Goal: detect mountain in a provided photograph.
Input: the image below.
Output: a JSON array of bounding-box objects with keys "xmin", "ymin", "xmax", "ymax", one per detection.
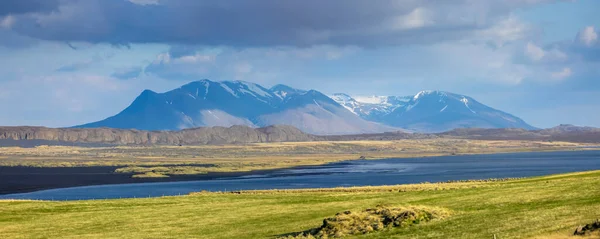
[
  {"xmin": 0, "ymin": 125, "xmax": 316, "ymax": 145},
  {"xmin": 331, "ymin": 90, "xmax": 536, "ymax": 133},
  {"xmin": 438, "ymin": 124, "xmax": 600, "ymax": 143},
  {"xmin": 77, "ymin": 80, "xmax": 396, "ymax": 135}
]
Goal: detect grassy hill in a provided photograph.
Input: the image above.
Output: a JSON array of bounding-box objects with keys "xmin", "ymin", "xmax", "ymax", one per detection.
[{"xmin": 1, "ymin": 171, "xmax": 599, "ymax": 238}]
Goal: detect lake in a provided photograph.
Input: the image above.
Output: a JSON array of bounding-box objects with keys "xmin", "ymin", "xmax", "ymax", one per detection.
[{"xmin": 1, "ymin": 150, "xmax": 599, "ymax": 201}]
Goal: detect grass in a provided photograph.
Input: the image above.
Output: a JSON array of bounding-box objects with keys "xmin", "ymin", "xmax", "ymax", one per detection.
[
  {"xmin": 0, "ymin": 139, "xmax": 594, "ymax": 177},
  {"xmin": 115, "ymin": 166, "xmax": 209, "ymax": 178},
  {"xmin": 1, "ymin": 170, "xmax": 600, "ymax": 238}
]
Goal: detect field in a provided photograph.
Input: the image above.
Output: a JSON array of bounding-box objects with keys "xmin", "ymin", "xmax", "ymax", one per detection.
[
  {"xmin": 1, "ymin": 170, "xmax": 599, "ymax": 238},
  {"xmin": 0, "ymin": 139, "xmax": 593, "ymax": 177}
]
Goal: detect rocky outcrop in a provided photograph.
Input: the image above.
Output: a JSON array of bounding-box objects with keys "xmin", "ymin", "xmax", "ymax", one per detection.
[
  {"xmin": 574, "ymin": 219, "xmax": 600, "ymax": 236},
  {"xmin": 0, "ymin": 125, "xmax": 316, "ymax": 145}
]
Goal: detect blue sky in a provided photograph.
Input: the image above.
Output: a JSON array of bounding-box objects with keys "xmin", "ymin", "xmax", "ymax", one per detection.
[{"xmin": 0, "ymin": 0, "xmax": 599, "ymax": 128}]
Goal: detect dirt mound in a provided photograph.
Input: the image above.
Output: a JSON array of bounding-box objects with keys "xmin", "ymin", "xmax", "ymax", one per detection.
[{"xmin": 280, "ymin": 205, "xmax": 449, "ymax": 238}]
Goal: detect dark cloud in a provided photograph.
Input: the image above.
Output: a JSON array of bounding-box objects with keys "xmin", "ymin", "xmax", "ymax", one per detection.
[
  {"xmin": 0, "ymin": 0, "xmax": 60, "ymax": 17},
  {"xmin": 7, "ymin": 0, "xmax": 556, "ymax": 47},
  {"xmin": 0, "ymin": 29, "xmax": 38, "ymax": 48}
]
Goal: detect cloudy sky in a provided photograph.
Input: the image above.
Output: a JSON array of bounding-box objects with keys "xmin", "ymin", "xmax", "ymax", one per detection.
[{"xmin": 0, "ymin": 0, "xmax": 598, "ymax": 128}]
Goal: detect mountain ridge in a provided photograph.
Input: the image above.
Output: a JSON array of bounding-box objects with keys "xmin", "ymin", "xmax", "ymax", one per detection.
[
  {"xmin": 77, "ymin": 80, "xmax": 396, "ymax": 135},
  {"xmin": 331, "ymin": 90, "xmax": 536, "ymax": 133}
]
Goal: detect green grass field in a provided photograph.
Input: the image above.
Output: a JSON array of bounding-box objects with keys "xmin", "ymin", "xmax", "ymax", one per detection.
[{"xmin": 1, "ymin": 171, "xmax": 599, "ymax": 239}]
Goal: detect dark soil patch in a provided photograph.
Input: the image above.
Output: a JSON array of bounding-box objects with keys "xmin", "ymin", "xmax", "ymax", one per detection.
[{"xmin": 0, "ymin": 166, "xmax": 263, "ymax": 195}]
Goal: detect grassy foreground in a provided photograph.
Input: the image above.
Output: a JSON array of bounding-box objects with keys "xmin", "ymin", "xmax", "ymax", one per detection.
[{"xmin": 1, "ymin": 171, "xmax": 600, "ymax": 238}]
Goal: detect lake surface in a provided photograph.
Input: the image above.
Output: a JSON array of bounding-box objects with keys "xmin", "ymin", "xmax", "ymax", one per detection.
[{"xmin": 2, "ymin": 150, "xmax": 599, "ymax": 201}]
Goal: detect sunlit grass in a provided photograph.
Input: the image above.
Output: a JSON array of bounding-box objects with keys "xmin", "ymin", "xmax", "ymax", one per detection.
[{"xmin": 1, "ymin": 170, "xmax": 599, "ymax": 238}]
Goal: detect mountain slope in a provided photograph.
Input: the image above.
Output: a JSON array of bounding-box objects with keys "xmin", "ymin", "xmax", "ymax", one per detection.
[
  {"xmin": 77, "ymin": 80, "xmax": 396, "ymax": 135},
  {"xmin": 331, "ymin": 90, "xmax": 536, "ymax": 133}
]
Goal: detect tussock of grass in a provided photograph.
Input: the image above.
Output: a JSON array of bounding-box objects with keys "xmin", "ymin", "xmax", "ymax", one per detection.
[{"xmin": 279, "ymin": 205, "xmax": 449, "ymax": 238}]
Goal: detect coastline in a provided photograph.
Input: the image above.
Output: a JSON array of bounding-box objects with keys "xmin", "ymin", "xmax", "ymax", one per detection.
[{"xmin": 1, "ymin": 148, "xmax": 598, "ymax": 198}]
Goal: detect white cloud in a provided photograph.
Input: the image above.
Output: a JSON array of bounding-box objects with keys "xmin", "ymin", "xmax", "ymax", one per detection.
[
  {"xmin": 578, "ymin": 26, "xmax": 598, "ymax": 47},
  {"xmin": 392, "ymin": 8, "xmax": 434, "ymax": 30},
  {"xmin": 551, "ymin": 67, "xmax": 572, "ymax": 79},
  {"xmin": 525, "ymin": 42, "xmax": 545, "ymax": 61},
  {"xmin": 175, "ymin": 53, "xmax": 215, "ymax": 64},
  {"xmin": 0, "ymin": 15, "xmax": 15, "ymax": 29},
  {"xmin": 478, "ymin": 16, "xmax": 531, "ymax": 47}
]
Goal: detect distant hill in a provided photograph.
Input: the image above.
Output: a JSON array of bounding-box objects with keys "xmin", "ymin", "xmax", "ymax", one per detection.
[
  {"xmin": 2, "ymin": 124, "xmax": 599, "ymax": 146},
  {"xmin": 439, "ymin": 124, "xmax": 600, "ymax": 143},
  {"xmin": 331, "ymin": 91, "xmax": 536, "ymax": 133},
  {"xmin": 76, "ymin": 80, "xmax": 396, "ymax": 135},
  {"xmin": 0, "ymin": 125, "xmax": 316, "ymax": 145}
]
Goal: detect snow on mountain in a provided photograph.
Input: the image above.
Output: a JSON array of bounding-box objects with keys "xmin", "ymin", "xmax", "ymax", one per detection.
[
  {"xmin": 77, "ymin": 80, "xmax": 396, "ymax": 135},
  {"xmin": 270, "ymin": 84, "xmax": 307, "ymax": 100},
  {"xmin": 331, "ymin": 94, "xmax": 410, "ymax": 118},
  {"xmin": 77, "ymin": 79, "xmax": 534, "ymax": 134},
  {"xmin": 329, "ymin": 93, "xmax": 360, "ymax": 115},
  {"xmin": 330, "ymin": 90, "xmax": 535, "ymax": 133},
  {"xmin": 218, "ymin": 82, "xmax": 239, "ymax": 98}
]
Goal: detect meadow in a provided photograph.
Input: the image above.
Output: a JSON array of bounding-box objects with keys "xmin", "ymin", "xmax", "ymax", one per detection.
[{"xmin": 1, "ymin": 170, "xmax": 599, "ymax": 238}]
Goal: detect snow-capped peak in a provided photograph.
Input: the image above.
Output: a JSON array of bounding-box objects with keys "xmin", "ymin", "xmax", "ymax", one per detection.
[
  {"xmin": 413, "ymin": 90, "xmax": 434, "ymax": 100},
  {"xmin": 354, "ymin": 95, "xmax": 389, "ymax": 104},
  {"xmin": 330, "ymin": 93, "xmax": 354, "ymax": 102}
]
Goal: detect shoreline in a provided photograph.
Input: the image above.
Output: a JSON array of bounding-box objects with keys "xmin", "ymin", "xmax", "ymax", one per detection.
[
  {"xmin": 0, "ymin": 166, "xmax": 288, "ymax": 195},
  {"xmin": 1, "ymin": 148, "xmax": 598, "ymax": 197}
]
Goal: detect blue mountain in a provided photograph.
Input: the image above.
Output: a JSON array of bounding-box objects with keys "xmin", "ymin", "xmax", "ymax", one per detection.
[
  {"xmin": 331, "ymin": 90, "xmax": 536, "ymax": 132},
  {"xmin": 77, "ymin": 80, "xmax": 397, "ymax": 135}
]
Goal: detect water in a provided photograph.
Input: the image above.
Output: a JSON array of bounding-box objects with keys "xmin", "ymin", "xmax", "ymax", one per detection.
[{"xmin": 2, "ymin": 150, "xmax": 599, "ymax": 201}]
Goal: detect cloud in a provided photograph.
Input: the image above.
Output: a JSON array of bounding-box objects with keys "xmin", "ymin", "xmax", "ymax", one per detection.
[
  {"xmin": 551, "ymin": 67, "xmax": 572, "ymax": 79},
  {"xmin": 0, "ymin": 15, "xmax": 15, "ymax": 29},
  {"xmin": 55, "ymin": 53, "xmax": 114, "ymax": 72},
  {"xmin": 0, "ymin": 0, "xmax": 60, "ymax": 17},
  {"xmin": 4, "ymin": 0, "xmax": 557, "ymax": 47},
  {"xmin": 143, "ymin": 45, "xmax": 359, "ymax": 83},
  {"xmin": 111, "ymin": 67, "xmax": 143, "ymax": 80},
  {"xmin": 476, "ymin": 16, "xmax": 533, "ymax": 48},
  {"xmin": 525, "ymin": 42, "xmax": 545, "ymax": 61},
  {"xmin": 391, "ymin": 8, "xmax": 434, "ymax": 30},
  {"xmin": 577, "ymin": 26, "xmax": 598, "ymax": 47},
  {"xmin": 128, "ymin": 0, "xmax": 160, "ymax": 6}
]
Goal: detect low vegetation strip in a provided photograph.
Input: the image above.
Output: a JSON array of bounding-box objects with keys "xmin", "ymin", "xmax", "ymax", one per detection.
[
  {"xmin": 279, "ymin": 206, "xmax": 450, "ymax": 238},
  {"xmin": 115, "ymin": 166, "xmax": 210, "ymax": 178},
  {"xmin": 0, "ymin": 170, "xmax": 599, "ymax": 238},
  {"xmin": 190, "ymin": 178, "xmax": 521, "ymax": 195}
]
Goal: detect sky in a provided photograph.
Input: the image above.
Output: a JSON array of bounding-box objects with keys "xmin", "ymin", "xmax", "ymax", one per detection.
[{"xmin": 0, "ymin": 0, "xmax": 599, "ymax": 128}]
